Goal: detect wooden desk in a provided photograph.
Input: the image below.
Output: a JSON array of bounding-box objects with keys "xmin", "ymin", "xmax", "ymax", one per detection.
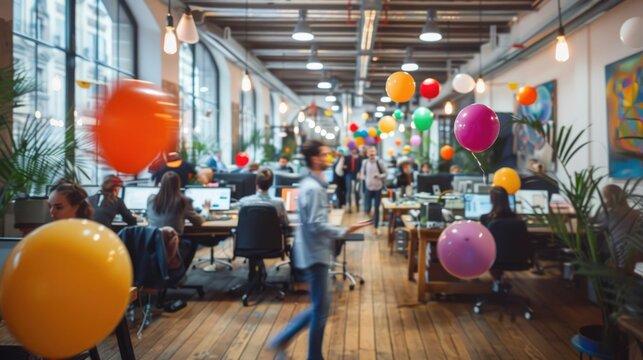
[{"xmin": 381, "ymin": 198, "xmax": 420, "ymax": 254}]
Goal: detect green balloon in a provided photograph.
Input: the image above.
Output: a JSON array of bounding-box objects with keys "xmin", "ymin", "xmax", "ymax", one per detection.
[
  {"xmin": 376, "ymin": 128, "xmax": 382, "ymax": 136},
  {"xmin": 393, "ymin": 109, "xmax": 404, "ymax": 120},
  {"xmin": 412, "ymin": 107, "xmax": 434, "ymax": 131}
]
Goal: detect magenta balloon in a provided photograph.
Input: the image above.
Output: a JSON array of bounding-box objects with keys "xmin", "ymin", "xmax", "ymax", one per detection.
[
  {"xmin": 453, "ymin": 103, "xmax": 500, "ymax": 153},
  {"xmin": 410, "ymin": 134, "xmax": 421, "ymax": 147},
  {"xmin": 347, "ymin": 140, "xmax": 357, "ymax": 150},
  {"xmin": 437, "ymin": 221, "xmax": 496, "ymax": 279}
]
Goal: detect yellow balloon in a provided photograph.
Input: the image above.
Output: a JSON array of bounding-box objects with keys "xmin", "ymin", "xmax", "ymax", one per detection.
[
  {"xmin": 361, "ymin": 112, "xmax": 370, "ymax": 121},
  {"xmin": 367, "ymin": 127, "xmax": 377, "ymax": 138},
  {"xmin": 378, "ymin": 115, "xmax": 396, "ymax": 133},
  {"xmin": 507, "ymin": 82, "xmax": 519, "ymax": 91},
  {"xmin": 324, "ymin": 109, "xmax": 333, "ymax": 117},
  {"xmin": 0, "ymin": 219, "xmax": 133, "ymax": 358},
  {"xmin": 492, "ymin": 167, "xmax": 521, "ymax": 195},
  {"xmin": 403, "ymin": 145, "xmax": 412, "ymax": 154},
  {"xmin": 386, "ymin": 148, "xmax": 395, "ymax": 156},
  {"xmin": 385, "ymin": 71, "xmax": 416, "ymax": 103},
  {"xmin": 355, "ymin": 137, "xmax": 365, "ymax": 147}
]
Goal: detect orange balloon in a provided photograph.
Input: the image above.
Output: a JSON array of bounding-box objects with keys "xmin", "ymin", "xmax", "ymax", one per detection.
[
  {"xmin": 355, "ymin": 137, "xmax": 365, "ymax": 147},
  {"xmin": 0, "ymin": 219, "xmax": 132, "ymax": 358},
  {"xmin": 95, "ymin": 80, "xmax": 179, "ymax": 174},
  {"xmin": 386, "ymin": 148, "xmax": 395, "ymax": 156},
  {"xmin": 378, "ymin": 115, "xmax": 396, "ymax": 133},
  {"xmin": 403, "ymin": 145, "xmax": 412, "ymax": 154},
  {"xmin": 440, "ymin": 145, "xmax": 454, "ymax": 160},
  {"xmin": 516, "ymin": 85, "xmax": 538, "ymax": 106},
  {"xmin": 395, "ymin": 138, "xmax": 402, "ymax": 146},
  {"xmin": 367, "ymin": 127, "xmax": 377, "ymax": 138},
  {"xmin": 385, "ymin": 71, "xmax": 416, "ymax": 103},
  {"xmin": 493, "ymin": 167, "xmax": 521, "ymax": 195}
]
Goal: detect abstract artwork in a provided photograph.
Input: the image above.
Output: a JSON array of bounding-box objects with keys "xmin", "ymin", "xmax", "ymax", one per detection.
[
  {"xmin": 514, "ymin": 80, "xmax": 557, "ymax": 174},
  {"xmin": 605, "ymin": 51, "xmax": 643, "ymax": 178}
]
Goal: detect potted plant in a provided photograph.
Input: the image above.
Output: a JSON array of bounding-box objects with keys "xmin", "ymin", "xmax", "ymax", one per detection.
[{"xmin": 517, "ymin": 116, "xmax": 642, "ymax": 359}]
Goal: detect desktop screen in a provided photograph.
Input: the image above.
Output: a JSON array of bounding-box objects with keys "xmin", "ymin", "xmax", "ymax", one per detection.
[
  {"xmin": 464, "ymin": 194, "xmax": 515, "ymax": 220},
  {"xmin": 185, "ymin": 187, "xmax": 232, "ymax": 211},
  {"xmin": 281, "ymin": 187, "xmax": 299, "ymax": 212},
  {"xmin": 515, "ymin": 190, "xmax": 549, "ymax": 214},
  {"xmin": 122, "ymin": 186, "xmax": 159, "ymax": 210}
]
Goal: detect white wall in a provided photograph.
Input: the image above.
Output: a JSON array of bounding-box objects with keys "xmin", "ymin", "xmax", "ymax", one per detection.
[{"xmin": 477, "ymin": 0, "xmax": 643, "ymax": 182}]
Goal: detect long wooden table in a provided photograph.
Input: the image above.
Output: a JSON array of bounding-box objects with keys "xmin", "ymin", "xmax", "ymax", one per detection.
[{"xmin": 402, "ymin": 215, "xmax": 577, "ymax": 302}]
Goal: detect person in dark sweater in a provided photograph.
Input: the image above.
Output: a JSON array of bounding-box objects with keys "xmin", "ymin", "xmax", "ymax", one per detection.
[
  {"xmin": 152, "ymin": 152, "xmax": 197, "ymax": 187},
  {"xmin": 88, "ymin": 175, "xmax": 137, "ymax": 227},
  {"xmin": 480, "ymin": 186, "xmax": 519, "ymax": 227}
]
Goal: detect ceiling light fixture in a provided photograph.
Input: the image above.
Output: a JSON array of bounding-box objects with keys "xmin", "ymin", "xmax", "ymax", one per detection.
[
  {"xmin": 317, "ymin": 72, "xmax": 332, "ymax": 89},
  {"xmin": 401, "ymin": 47, "xmax": 418, "ymax": 72},
  {"xmin": 163, "ymin": 0, "xmax": 178, "ymax": 54},
  {"xmin": 292, "ymin": 9, "xmax": 314, "ymax": 41},
  {"xmin": 298, "ymin": 111, "xmax": 305, "ymax": 122},
  {"xmin": 444, "ymin": 100, "xmax": 454, "ymax": 115},
  {"xmin": 241, "ymin": 0, "xmax": 252, "ymax": 92},
  {"xmin": 475, "ymin": 1, "xmax": 486, "ymax": 94},
  {"xmin": 306, "ymin": 45, "xmax": 323, "ymax": 70},
  {"xmin": 419, "ymin": 10, "xmax": 442, "ymax": 42},
  {"xmin": 374, "ymin": 111, "xmax": 383, "ymax": 118},
  {"xmin": 325, "ymin": 94, "xmax": 337, "ymax": 102},
  {"xmin": 555, "ymin": 0, "xmax": 569, "ymax": 62},
  {"xmin": 176, "ymin": 3, "xmax": 199, "ymax": 44},
  {"xmin": 398, "ymin": 123, "xmax": 405, "ymax": 132},
  {"xmin": 380, "ymin": 96, "xmax": 391, "ymax": 103},
  {"xmin": 376, "ymin": 105, "xmax": 386, "ymax": 112},
  {"xmin": 331, "ymin": 104, "xmax": 340, "ymax": 112},
  {"xmin": 279, "ymin": 99, "xmax": 288, "ymax": 114}
]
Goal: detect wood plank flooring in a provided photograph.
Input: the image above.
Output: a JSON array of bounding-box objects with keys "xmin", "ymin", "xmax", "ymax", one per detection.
[{"xmin": 0, "ymin": 212, "xmax": 601, "ymax": 359}]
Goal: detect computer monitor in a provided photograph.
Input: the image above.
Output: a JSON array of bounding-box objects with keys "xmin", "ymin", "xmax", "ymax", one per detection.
[
  {"xmin": 184, "ymin": 187, "xmax": 231, "ymax": 211},
  {"xmin": 416, "ymin": 174, "xmax": 453, "ymax": 194},
  {"xmin": 274, "ymin": 173, "xmax": 304, "ymax": 187},
  {"xmin": 214, "ymin": 173, "xmax": 257, "ymax": 200},
  {"xmin": 281, "ymin": 187, "xmax": 299, "ymax": 212},
  {"xmin": 0, "ymin": 237, "xmax": 21, "ymax": 271},
  {"xmin": 464, "ymin": 194, "xmax": 516, "ymax": 220},
  {"xmin": 122, "ymin": 186, "xmax": 159, "ymax": 211},
  {"xmin": 515, "ymin": 189, "xmax": 549, "ymax": 215},
  {"xmin": 452, "ymin": 175, "xmax": 487, "ymax": 194}
]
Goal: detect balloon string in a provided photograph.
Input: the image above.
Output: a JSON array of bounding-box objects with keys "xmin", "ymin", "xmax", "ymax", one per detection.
[{"xmin": 470, "ymin": 152, "xmax": 487, "ymax": 185}]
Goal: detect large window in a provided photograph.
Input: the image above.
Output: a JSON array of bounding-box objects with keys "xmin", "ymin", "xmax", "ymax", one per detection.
[
  {"xmin": 240, "ymin": 84, "xmax": 256, "ymax": 154},
  {"xmin": 179, "ymin": 42, "xmax": 219, "ymax": 162},
  {"xmin": 12, "ymin": 0, "xmax": 136, "ymax": 183}
]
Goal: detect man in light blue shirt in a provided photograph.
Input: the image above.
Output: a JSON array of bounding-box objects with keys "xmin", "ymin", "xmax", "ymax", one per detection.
[
  {"xmin": 238, "ymin": 167, "xmax": 288, "ymax": 228},
  {"xmin": 268, "ymin": 139, "xmax": 370, "ymax": 359}
]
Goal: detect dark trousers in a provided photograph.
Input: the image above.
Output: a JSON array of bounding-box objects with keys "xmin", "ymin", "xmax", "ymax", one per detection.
[
  {"xmin": 364, "ymin": 189, "xmax": 382, "ymax": 227},
  {"xmin": 344, "ymin": 173, "xmax": 360, "ymax": 208},
  {"xmin": 270, "ymin": 263, "xmax": 330, "ymax": 360}
]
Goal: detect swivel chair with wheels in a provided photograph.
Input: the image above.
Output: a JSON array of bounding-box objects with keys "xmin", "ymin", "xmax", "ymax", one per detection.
[
  {"xmin": 473, "ymin": 218, "xmax": 535, "ymax": 320},
  {"xmin": 231, "ymin": 204, "xmax": 289, "ymax": 306},
  {"xmin": 192, "ymin": 235, "xmax": 234, "ymax": 272},
  {"xmin": 330, "ymin": 234, "xmax": 365, "ymax": 290}
]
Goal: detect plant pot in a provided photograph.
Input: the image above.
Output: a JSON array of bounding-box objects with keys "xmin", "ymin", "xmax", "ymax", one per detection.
[{"xmin": 574, "ymin": 325, "xmax": 611, "ymax": 359}]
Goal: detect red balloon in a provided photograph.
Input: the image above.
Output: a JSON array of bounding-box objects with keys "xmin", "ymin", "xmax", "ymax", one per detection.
[
  {"xmin": 374, "ymin": 136, "xmax": 381, "ymax": 143},
  {"xmin": 440, "ymin": 145, "xmax": 454, "ymax": 160},
  {"xmin": 516, "ymin": 85, "xmax": 538, "ymax": 106},
  {"xmin": 420, "ymin": 78, "xmax": 441, "ymax": 99},
  {"xmin": 395, "ymin": 138, "xmax": 402, "ymax": 146},
  {"xmin": 349, "ymin": 122, "xmax": 359, "ymax": 133},
  {"xmin": 95, "ymin": 80, "xmax": 179, "ymax": 174},
  {"xmin": 235, "ymin": 152, "xmax": 250, "ymax": 167}
]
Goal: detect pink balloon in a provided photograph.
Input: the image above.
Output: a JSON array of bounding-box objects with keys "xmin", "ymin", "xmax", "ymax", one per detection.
[
  {"xmin": 437, "ymin": 221, "xmax": 496, "ymax": 279},
  {"xmin": 453, "ymin": 103, "xmax": 500, "ymax": 153},
  {"xmin": 410, "ymin": 134, "xmax": 421, "ymax": 147}
]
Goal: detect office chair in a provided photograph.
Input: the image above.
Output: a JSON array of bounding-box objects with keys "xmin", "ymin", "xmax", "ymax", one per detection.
[
  {"xmin": 473, "ymin": 218, "xmax": 535, "ymax": 320},
  {"xmin": 118, "ymin": 226, "xmax": 205, "ymax": 336},
  {"xmin": 192, "ymin": 235, "xmax": 234, "ymax": 272},
  {"xmin": 231, "ymin": 204, "xmax": 288, "ymax": 306},
  {"xmin": 330, "ymin": 235, "xmax": 365, "ymax": 290}
]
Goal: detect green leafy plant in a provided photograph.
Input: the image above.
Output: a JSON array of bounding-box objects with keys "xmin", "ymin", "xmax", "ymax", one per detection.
[{"xmin": 517, "ymin": 116, "xmax": 642, "ymax": 354}]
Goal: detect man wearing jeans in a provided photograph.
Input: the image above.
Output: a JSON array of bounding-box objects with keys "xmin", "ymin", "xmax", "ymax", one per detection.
[
  {"xmin": 361, "ymin": 146, "xmax": 387, "ymax": 235},
  {"xmin": 268, "ymin": 139, "xmax": 370, "ymax": 360},
  {"xmin": 343, "ymin": 148, "xmax": 363, "ymax": 213}
]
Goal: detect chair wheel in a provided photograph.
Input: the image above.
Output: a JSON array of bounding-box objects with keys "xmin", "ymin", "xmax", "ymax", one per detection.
[
  {"xmin": 242, "ymin": 295, "xmax": 249, "ymax": 307},
  {"xmin": 349, "ymin": 284, "xmax": 355, "ymax": 290},
  {"xmin": 524, "ymin": 311, "xmax": 533, "ymax": 320},
  {"xmin": 473, "ymin": 306, "xmax": 481, "ymax": 314},
  {"xmin": 359, "ymin": 279, "xmax": 365, "ymax": 285}
]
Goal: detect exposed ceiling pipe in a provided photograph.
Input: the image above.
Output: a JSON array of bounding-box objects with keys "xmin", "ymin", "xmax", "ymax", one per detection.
[
  {"xmin": 354, "ymin": 0, "xmax": 382, "ymax": 108},
  {"xmin": 427, "ymin": 0, "xmax": 623, "ymax": 108}
]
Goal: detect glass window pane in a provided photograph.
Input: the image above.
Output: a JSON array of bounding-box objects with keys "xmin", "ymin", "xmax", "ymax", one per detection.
[
  {"xmin": 117, "ymin": 3, "xmax": 135, "ymax": 73},
  {"xmin": 76, "ymin": 0, "xmax": 97, "ymax": 59},
  {"xmin": 96, "ymin": 0, "xmax": 114, "ymax": 65}
]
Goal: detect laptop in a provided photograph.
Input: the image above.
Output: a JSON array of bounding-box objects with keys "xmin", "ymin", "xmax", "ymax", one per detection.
[
  {"xmin": 122, "ymin": 186, "xmax": 159, "ymax": 211},
  {"xmin": 281, "ymin": 187, "xmax": 299, "ymax": 213},
  {"xmin": 184, "ymin": 187, "xmax": 232, "ymax": 211}
]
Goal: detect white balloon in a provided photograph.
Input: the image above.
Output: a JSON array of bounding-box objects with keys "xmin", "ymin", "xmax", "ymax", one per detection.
[
  {"xmin": 452, "ymin": 73, "xmax": 476, "ymax": 94},
  {"xmin": 620, "ymin": 17, "xmax": 643, "ymax": 48}
]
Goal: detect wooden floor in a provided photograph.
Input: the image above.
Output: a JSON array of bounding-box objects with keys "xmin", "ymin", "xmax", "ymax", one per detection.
[{"xmin": 1, "ymin": 212, "xmax": 600, "ymax": 359}]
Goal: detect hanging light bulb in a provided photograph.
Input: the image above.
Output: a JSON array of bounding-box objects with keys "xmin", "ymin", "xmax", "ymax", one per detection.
[
  {"xmin": 444, "ymin": 100, "xmax": 454, "ymax": 115},
  {"xmin": 294, "ymin": 125, "xmax": 299, "ymax": 134},
  {"xmin": 555, "ymin": 0, "xmax": 570, "ymax": 63},
  {"xmin": 279, "ymin": 99, "xmax": 288, "ymax": 114},
  {"xmin": 176, "ymin": 6, "xmax": 199, "ymax": 44},
  {"xmin": 292, "ymin": 9, "xmax": 314, "ymax": 41},
  {"xmin": 475, "ymin": 77, "xmax": 486, "ymax": 93},
  {"xmin": 298, "ymin": 111, "xmax": 305, "ymax": 122},
  {"xmin": 398, "ymin": 123, "xmax": 405, "ymax": 132},
  {"xmin": 163, "ymin": 1, "xmax": 178, "ymax": 54},
  {"xmin": 241, "ymin": 71, "xmax": 252, "ymax": 92}
]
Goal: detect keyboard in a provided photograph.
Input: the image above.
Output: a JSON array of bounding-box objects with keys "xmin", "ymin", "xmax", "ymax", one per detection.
[{"xmin": 209, "ymin": 214, "xmax": 232, "ymax": 221}]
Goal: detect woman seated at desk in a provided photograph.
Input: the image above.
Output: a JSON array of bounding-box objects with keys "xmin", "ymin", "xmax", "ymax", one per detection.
[
  {"xmin": 480, "ymin": 186, "xmax": 519, "ymax": 227},
  {"xmin": 88, "ymin": 175, "xmax": 137, "ymax": 227},
  {"xmin": 146, "ymin": 171, "xmax": 209, "ymax": 270},
  {"xmin": 48, "ymin": 180, "xmax": 94, "ymax": 221},
  {"xmin": 396, "ymin": 161, "xmax": 414, "ymax": 198}
]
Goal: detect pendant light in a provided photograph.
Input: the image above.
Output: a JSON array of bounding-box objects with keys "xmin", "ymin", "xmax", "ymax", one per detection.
[
  {"xmin": 306, "ymin": 45, "xmax": 323, "ymax": 70},
  {"xmin": 401, "ymin": 47, "xmax": 418, "ymax": 72},
  {"xmin": 419, "ymin": 10, "xmax": 442, "ymax": 42},
  {"xmin": 163, "ymin": 0, "xmax": 178, "ymax": 54},
  {"xmin": 241, "ymin": 0, "xmax": 252, "ymax": 92},
  {"xmin": 292, "ymin": 9, "xmax": 314, "ymax": 41},
  {"xmin": 444, "ymin": 100, "xmax": 454, "ymax": 115},
  {"xmin": 279, "ymin": 99, "xmax": 288, "ymax": 114},
  {"xmin": 176, "ymin": 4, "xmax": 199, "ymax": 44},
  {"xmin": 475, "ymin": 1, "xmax": 485, "ymax": 94},
  {"xmin": 555, "ymin": 0, "xmax": 570, "ymax": 62}
]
